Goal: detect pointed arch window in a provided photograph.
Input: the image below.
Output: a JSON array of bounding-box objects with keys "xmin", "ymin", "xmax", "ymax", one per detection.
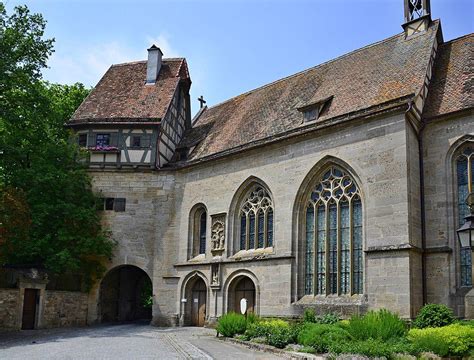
[
  {"xmin": 239, "ymin": 186, "xmax": 274, "ymax": 250},
  {"xmin": 191, "ymin": 205, "xmax": 207, "ymax": 258},
  {"xmin": 456, "ymin": 145, "xmax": 473, "ymax": 286},
  {"xmin": 304, "ymin": 166, "xmax": 363, "ymax": 295}
]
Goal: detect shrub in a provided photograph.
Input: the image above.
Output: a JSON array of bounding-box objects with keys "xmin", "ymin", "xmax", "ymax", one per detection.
[
  {"xmin": 216, "ymin": 312, "xmax": 247, "ymax": 337},
  {"xmin": 329, "ymin": 338, "xmax": 414, "ymax": 358},
  {"xmin": 303, "ymin": 309, "xmax": 340, "ymax": 325},
  {"xmin": 408, "ymin": 323, "xmax": 474, "ymax": 357},
  {"xmin": 304, "ymin": 308, "xmax": 316, "ymax": 323},
  {"xmin": 297, "ymin": 323, "xmax": 351, "ymax": 353},
  {"xmin": 347, "ymin": 309, "xmax": 407, "ymax": 341},
  {"xmin": 412, "ymin": 304, "xmax": 456, "ymax": 329},
  {"xmin": 244, "ymin": 319, "xmax": 298, "ymax": 348}
]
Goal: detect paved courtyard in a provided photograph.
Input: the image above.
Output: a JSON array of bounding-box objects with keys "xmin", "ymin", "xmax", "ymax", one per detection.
[{"xmin": 0, "ymin": 323, "xmax": 282, "ymax": 359}]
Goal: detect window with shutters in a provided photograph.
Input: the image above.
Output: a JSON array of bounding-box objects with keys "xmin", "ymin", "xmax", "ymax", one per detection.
[
  {"xmin": 238, "ymin": 185, "xmax": 274, "ymax": 251},
  {"xmin": 190, "ymin": 204, "xmax": 207, "ymax": 258},
  {"xmin": 456, "ymin": 144, "xmax": 473, "ymax": 287},
  {"xmin": 303, "ymin": 166, "xmax": 363, "ymax": 296}
]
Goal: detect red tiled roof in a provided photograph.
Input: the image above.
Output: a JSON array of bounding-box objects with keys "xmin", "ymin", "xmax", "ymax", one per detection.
[
  {"xmin": 69, "ymin": 58, "xmax": 189, "ymax": 125},
  {"xmin": 184, "ymin": 21, "xmax": 440, "ymax": 161},
  {"xmin": 423, "ymin": 34, "xmax": 474, "ymax": 119}
]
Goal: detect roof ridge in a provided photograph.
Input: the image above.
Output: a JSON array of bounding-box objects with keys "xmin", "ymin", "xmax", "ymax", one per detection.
[
  {"xmin": 111, "ymin": 58, "xmax": 185, "ymax": 67},
  {"xmin": 203, "ymin": 22, "xmax": 440, "ymax": 113},
  {"xmin": 441, "ymin": 32, "xmax": 474, "ymax": 46}
]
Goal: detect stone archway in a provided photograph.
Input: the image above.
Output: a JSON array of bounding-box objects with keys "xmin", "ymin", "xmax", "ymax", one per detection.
[
  {"xmin": 182, "ymin": 274, "xmax": 208, "ymax": 326},
  {"xmin": 99, "ymin": 265, "xmax": 152, "ymax": 322},
  {"xmin": 228, "ymin": 275, "xmax": 256, "ymax": 314}
]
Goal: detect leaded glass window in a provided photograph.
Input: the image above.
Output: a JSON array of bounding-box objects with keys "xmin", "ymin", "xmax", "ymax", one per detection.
[
  {"xmin": 191, "ymin": 206, "xmax": 207, "ymax": 257},
  {"xmin": 239, "ymin": 186, "xmax": 274, "ymax": 250},
  {"xmin": 304, "ymin": 166, "xmax": 363, "ymax": 295},
  {"xmin": 456, "ymin": 145, "xmax": 473, "ymax": 286},
  {"xmin": 199, "ymin": 211, "xmax": 207, "ymax": 255}
]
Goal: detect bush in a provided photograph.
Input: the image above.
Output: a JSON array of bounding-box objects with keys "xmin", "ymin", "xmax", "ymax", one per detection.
[
  {"xmin": 244, "ymin": 319, "xmax": 298, "ymax": 348},
  {"xmin": 303, "ymin": 308, "xmax": 316, "ymax": 323},
  {"xmin": 216, "ymin": 312, "xmax": 247, "ymax": 337},
  {"xmin": 347, "ymin": 309, "xmax": 407, "ymax": 341},
  {"xmin": 303, "ymin": 309, "xmax": 340, "ymax": 325},
  {"xmin": 329, "ymin": 338, "xmax": 414, "ymax": 358},
  {"xmin": 408, "ymin": 323, "xmax": 474, "ymax": 357},
  {"xmin": 412, "ymin": 304, "xmax": 456, "ymax": 329},
  {"xmin": 297, "ymin": 323, "xmax": 351, "ymax": 353}
]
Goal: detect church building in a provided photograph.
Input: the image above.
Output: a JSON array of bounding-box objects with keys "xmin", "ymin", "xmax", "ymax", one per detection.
[{"xmin": 66, "ymin": 0, "xmax": 473, "ymax": 326}]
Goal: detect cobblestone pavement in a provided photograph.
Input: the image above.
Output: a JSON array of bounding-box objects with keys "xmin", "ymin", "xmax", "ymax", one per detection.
[{"xmin": 0, "ymin": 323, "xmax": 283, "ymax": 359}]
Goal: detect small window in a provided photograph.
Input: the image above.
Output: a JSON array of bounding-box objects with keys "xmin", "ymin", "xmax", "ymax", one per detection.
[
  {"xmin": 304, "ymin": 108, "xmax": 318, "ymax": 122},
  {"xmin": 132, "ymin": 136, "xmax": 141, "ymax": 148},
  {"xmin": 105, "ymin": 198, "xmax": 114, "ymax": 210},
  {"xmin": 114, "ymin": 198, "xmax": 126, "ymax": 212},
  {"xmin": 96, "ymin": 134, "xmax": 110, "ymax": 147},
  {"xmin": 78, "ymin": 134, "xmax": 87, "ymax": 147}
]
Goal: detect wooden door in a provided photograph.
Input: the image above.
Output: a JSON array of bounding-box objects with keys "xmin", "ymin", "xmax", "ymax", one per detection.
[
  {"xmin": 191, "ymin": 279, "xmax": 206, "ymax": 326},
  {"xmin": 234, "ymin": 277, "xmax": 255, "ymax": 314},
  {"xmin": 22, "ymin": 289, "xmax": 38, "ymax": 330}
]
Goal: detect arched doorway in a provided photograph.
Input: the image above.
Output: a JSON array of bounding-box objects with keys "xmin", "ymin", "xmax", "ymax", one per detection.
[
  {"xmin": 228, "ymin": 276, "xmax": 256, "ymax": 314},
  {"xmin": 99, "ymin": 265, "xmax": 152, "ymax": 322},
  {"xmin": 183, "ymin": 275, "xmax": 208, "ymax": 326}
]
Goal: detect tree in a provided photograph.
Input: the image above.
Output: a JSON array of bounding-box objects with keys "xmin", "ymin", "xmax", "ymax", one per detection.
[{"xmin": 0, "ymin": 4, "xmax": 114, "ymax": 288}]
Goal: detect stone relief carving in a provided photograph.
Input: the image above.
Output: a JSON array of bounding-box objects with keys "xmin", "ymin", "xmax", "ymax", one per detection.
[
  {"xmin": 211, "ymin": 263, "xmax": 219, "ymax": 286},
  {"xmin": 211, "ymin": 214, "xmax": 226, "ymax": 252}
]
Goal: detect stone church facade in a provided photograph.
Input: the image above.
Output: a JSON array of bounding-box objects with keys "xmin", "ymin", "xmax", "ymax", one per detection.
[{"xmin": 63, "ymin": 0, "xmax": 473, "ymax": 327}]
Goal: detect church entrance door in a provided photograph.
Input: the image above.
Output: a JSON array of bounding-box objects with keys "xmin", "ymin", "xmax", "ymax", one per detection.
[{"xmin": 191, "ymin": 278, "xmax": 206, "ymax": 326}]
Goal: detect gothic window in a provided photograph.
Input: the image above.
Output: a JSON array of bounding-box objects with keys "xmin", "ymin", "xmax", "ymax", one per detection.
[
  {"xmin": 239, "ymin": 185, "xmax": 274, "ymax": 250},
  {"xmin": 456, "ymin": 145, "xmax": 473, "ymax": 286},
  {"xmin": 191, "ymin": 206, "xmax": 207, "ymax": 257},
  {"xmin": 304, "ymin": 166, "xmax": 363, "ymax": 295}
]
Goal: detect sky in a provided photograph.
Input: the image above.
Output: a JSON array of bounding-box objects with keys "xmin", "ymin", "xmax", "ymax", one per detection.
[{"xmin": 5, "ymin": 0, "xmax": 473, "ymax": 116}]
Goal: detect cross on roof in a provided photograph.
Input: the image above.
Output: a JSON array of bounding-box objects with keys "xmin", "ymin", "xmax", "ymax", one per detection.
[{"xmin": 198, "ymin": 95, "xmax": 207, "ymax": 109}]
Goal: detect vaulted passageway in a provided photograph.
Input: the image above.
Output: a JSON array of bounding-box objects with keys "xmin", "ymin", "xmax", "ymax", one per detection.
[{"xmin": 99, "ymin": 265, "xmax": 152, "ymax": 322}]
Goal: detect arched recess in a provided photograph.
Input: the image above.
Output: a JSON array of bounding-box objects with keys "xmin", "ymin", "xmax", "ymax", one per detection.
[
  {"xmin": 445, "ymin": 135, "xmax": 474, "ymax": 288},
  {"xmin": 228, "ymin": 176, "xmax": 275, "ymax": 255},
  {"xmin": 223, "ymin": 270, "xmax": 260, "ymax": 315},
  {"xmin": 179, "ymin": 271, "xmax": 209, "ymax": 326},
  {"xmin": 99, "ymin": 265, "xmax": 152, "ymax": 322},
  {"xmin": 188, "ymin": 203, "xmax": 208, "ymax": 259},
  {"xmin": 291, "ymin": 156, "xmax": 366, "ymax": 301}
]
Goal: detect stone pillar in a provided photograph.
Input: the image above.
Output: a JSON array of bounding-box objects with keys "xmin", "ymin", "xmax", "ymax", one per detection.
[{"xmin": 464, "ymin": 250, "xmax": 474, "ymax": 319}]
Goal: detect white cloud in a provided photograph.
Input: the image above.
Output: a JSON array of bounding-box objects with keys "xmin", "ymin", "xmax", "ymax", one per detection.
[{"xmin": 43, "ymin": 33, "xmax": 180, "ymax": 87}]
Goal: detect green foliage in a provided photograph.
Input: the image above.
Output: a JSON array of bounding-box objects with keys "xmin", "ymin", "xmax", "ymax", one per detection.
[
  {"xmin": 412, "ymin": 304, "xmax": 456, "ymax": 329},
  {"xmin": 347, "ymin": 309, "xmax": 407, "ymax": 341},
  {"xmin": 303, "ymin": 309, "xmax": 340, "ymax": 325},
  {"xmin": 297, "ymin": 323, "xmax": 351, "ymax": 353},
  {"xmin": 329, "ymin": 338, "xmax": 414, "ymax": 358},
  {"xmin": 408, "ymin": 323, "xmax": 474, "ymax": 357},
  {"xmin": 243, "ymin": 319, "xmax": 299, "ymax": 349},
  {"xmin": 140, "ymin": 279, "xmax": 153, "ymax": 308},
  {"xmin": 0, "ymin": 4, "xmax": 112, "ymax": 288},
  {"xmin": 303, "ymin": 308, "xmax": 316, "ymax": 323},
  {"xmin": 216, "ymin": 312, "xmax": 247, "ymax": 337}
]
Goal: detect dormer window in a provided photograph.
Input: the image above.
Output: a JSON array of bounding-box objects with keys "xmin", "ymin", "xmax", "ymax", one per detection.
[{"xmin": 298, "ymin": 96, "xmax": 333, "ymax": 124}]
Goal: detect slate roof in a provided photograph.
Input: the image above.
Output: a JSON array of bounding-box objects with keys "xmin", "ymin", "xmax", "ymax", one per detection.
[
  {"xmin": 423, "ymin": 34, "xmax": 474, "ymax": 119},
  {"xmin": 69, "ymin": 58, "xmax": 190, "ymax": 125},
  {"xmin": 183, "ymin": 21, "xmax": 440, "ymax": 161}
]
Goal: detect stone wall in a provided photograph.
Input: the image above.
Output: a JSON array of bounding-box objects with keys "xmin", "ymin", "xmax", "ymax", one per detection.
[
  {"xmin": 42, "ymin": 291, "xmax": 88, "ymax": 328},
  {"xmin": 422, "ymin": 111, "xmax": 474, "ymax": 316},
  {"xmin": 0, "ymin": 289, "xmax": 20, "ymax": 330}
]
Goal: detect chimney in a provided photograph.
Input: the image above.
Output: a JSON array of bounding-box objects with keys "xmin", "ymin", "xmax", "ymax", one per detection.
[{"xmin": 146, "ymin": 45, "xmax": 163, "ymax": 84}]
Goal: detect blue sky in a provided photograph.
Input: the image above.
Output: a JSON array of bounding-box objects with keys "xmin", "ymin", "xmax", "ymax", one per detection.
[{"xmin": 6, "ymin": 0, "xmax": 473, "ymax": 115}]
